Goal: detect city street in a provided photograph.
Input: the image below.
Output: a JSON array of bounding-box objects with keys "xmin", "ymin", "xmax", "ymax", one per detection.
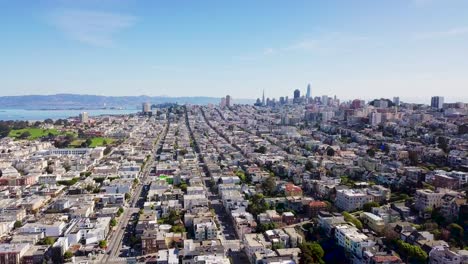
[{"xmin": 99, "ymin": 123, "xmax": 167, "ymax": 264}]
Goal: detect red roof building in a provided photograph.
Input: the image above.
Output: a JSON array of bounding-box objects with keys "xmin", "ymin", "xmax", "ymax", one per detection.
[{"xmin": 284, "ymin": 184, "xmax": 303, "ymax": 197}]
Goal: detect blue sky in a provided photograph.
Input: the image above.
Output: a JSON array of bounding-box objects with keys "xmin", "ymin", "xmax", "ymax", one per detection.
[{"xmin": 1, "ymin": 0, "xmax": 468, "ymax": 103}]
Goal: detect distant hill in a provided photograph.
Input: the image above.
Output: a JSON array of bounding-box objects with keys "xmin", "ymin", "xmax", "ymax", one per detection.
[{"xmin": 0, "ymin": 94, "xmax": 255, "ymax": 109}]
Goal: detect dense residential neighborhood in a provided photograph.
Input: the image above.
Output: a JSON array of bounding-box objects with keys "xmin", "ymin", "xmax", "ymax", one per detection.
[{"xmin": 0, "ymin": 94, "xmax": 467, "ymax": 264}]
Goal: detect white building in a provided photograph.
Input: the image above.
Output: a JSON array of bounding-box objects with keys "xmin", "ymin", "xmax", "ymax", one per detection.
[
  {"xmin": 194, "ymin": 255, "xmax": 231, "ymax": 264},
  {"xmin": 103, "ymin": 180, "xmax": 132, "ymax": 194},
  {"xmin": 334, "ymin": 224, "xmax": 375, "ymax": 258},
  {"xmin": 183, "ymin": 194, "xmax": 208, "ymax": 210},
  {"xmin": 194, "ymin": 221, "xmax": 217, "ymax": 241},
  {"xmin": 429, "ymin": 246, "xmax": 462, "ymax": 264},
  {"xmin": 79, "ymin": 112, "xmax": 89, "ymax": 123},
  {"xmin": 370, "ymin": 112, "xmax": 382, "ymax": 126},
  {"xmin": 157, "ymin": 248, "xmax": 178, "ymax": 264},
  {"xmin": 335, "ymin": 189, "xmax": 372, "ymax": 211},
  {"xmin": 142, "ymin": 102, "xmax": 151, "ymax": 113},
  {"xmin": 450, "ymin": 171, "xmax": 468, "ymax": 186},
  {"xmin": 65, "ymin": 217, "xmax": 111, "ymax": 245},
  {"xmin": 414, "ymin": 189, "xmax": 450, "ymax": 212},
  {"xmin": 243, "ymin": 233, "xmax": 273, "ymax": 264},
  {"xmin": 0, "ymin": 243, "xmax": 31, "ymax": 263},
  {"xmin": 317, "ymin": 211, "xmax": 346, "ymax": 234},
  {"xmin": 38, "ymin": 174, "xmax": 61, "ymax": 185},
  {"xmin": 360, "ymin": 212, "xmax": 385, "ymax": 233},
  {"xmin": 20, "ymin": 221, "xmax": 66, "ymax": 237}
]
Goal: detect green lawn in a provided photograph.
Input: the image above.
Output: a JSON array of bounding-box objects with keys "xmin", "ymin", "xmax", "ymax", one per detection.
[
  {"xmin": 69, "ymin": 139, "xmax": 84, "ymax": 147},
  {"xmin": 9, "ymin": 128, "xmax": 114, "ymax": 147},
  {"xmin": 8, "ymin": 128, "xmax": 60, "ymax": 140},
  {"xmin": 90, "ymin": 137, "xmax": 115, "ymax": 147},
  {"xmin": 70, "ymin": 137, "xmax": 115, "ymax": 148}
]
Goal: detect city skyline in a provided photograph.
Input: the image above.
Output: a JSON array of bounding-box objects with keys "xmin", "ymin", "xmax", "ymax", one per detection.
[
  {"xmin": 1, "ymin": 2, "xmax": 468, "ymax": 263},
  {"xmin": 1, "ymin": 0, "xmax": 468, "ymax": 102}
]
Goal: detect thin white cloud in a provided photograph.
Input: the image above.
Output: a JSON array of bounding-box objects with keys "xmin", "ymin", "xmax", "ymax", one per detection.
[
  {"xmin": 263, "ymin": 48, "xmax": 275, "ymax": 55},
  {"xmin": 48, "ymin": 9, "xmax": 136, "ymax": 46},
  {"xmin": 234, "ymin": 32, "xmax": 368, "ymax": 61},
  {"xmin": 286, "ymin": 33, "xmax": 368, "ymax": 53},
  {"xmin": 284, "ymin": 39, "xmax": 319, "ymax": 51},
  {"xmin": 415, "ymin": 27, "xmax": 468, "ymax": 39}
]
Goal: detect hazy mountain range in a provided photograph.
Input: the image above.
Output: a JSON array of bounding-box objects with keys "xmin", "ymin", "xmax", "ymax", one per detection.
[{"xmin": 0, "ymin": 94, "xmax": 255, "ymax": 110}]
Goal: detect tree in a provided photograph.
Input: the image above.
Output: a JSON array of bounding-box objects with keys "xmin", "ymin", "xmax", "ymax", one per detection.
[
  {"xmin": 54, "ymin": 119, "xmax": 67, "ymax": 126},
  {"xmin": 104, "ymin": 146, "xmax": 112, "ymax": 155},
  {"xmin": 369, "ymin": 98, "xmax": 394, "ymax": 107},
  {"xmin": 261, "ymin": 176, "xmax": 276, "ymax": 196},
  {"xmin": 178, "ymin": 148, "xmax": 188, "ymax": 156},
  {"xmin": 85, "ymin": 138, "xmax": 93, "ymax": 147},
  {"xmin": 125, "ymin": 193, "xmax": 131, "ymax": 200},
  {"xmin": 129, "ymin": 235, "xmax": 140, "ymax": 246},
  {"xmin": 299, "ymin": 242, "xmax": 325, "ymax": 264},
  {"xmin": 179, "ymin": 183, "xmax": 188, "ymax": 192},
  {"xmin": 98, "ymin": 240, "xmax": 108, "ymax": 249},
  {"xmin": 363, "ymin": 202, "xmax": 380, "ymax": 212},
  {"xmin": 0, "ymin": 123, "xmax": 11, "ymax": 138},
  {"xmin": 408, "ymin": 151, "xmax": 420, "ymax": 165},
  {"xmin": 235, "ymin": 170, "xmax": 247, "ymax": 182},
  {"xmin": 343, "ymin": 212, "xmax": 363, "ymax": 229},
  {"xmin": 326, "ymin": 147, "xmax": 335, "ymax": 156},
  {"xmin": 257, "ymin": 222, "xmax": 277, "ymax": 233},
  {"xmin": 381, "ymin": 143, "xmax": 390, "ymax": 154},
  {"xmin": 118, "ymin": 207, "xmax": 124, "ymax": 214},
  {"xmin": 13, "ymin": 220, "xmax": 22, "ymax": 229},
  {"xmin": 170, "ymin": 224, "xmax": 186, "ymax": 233},
  {"xmin": 19, "ymin": 131, "xmax": 31, "ymax": 139},
  {"xmin": 437, "ymin": 136, "xmax": 449, "ymax": 153},
  {"xmin": 254, "ymin": 145, "xmax": 267, "ymax": 154},
  {"xmin": 45, "ymin": 165, "xmax": 54, "ymax": 174},
  {"xmin": 247, "ymin": 194, "xmax": 269, "ymax": 216},
  {"xmin": 85, "ymin": 185, "xmax": 94, "ymax": 192},
  {"xmin": 395, "ymin": 239, "xmax": 428, "ymax": 263},
  {"xmin": 65, "ymin": 133, "xmax": 75, "ymax": 142},
  {"xmin": 159, "ymin": 209, "xmax": 181, "ymax": 225},
  {"xmin": 448, "ymin": 223, "xmax": 464, "ymax": 241},
  {"xmin": 63, "ymin": 251, "xmax": 73, "ymax": 260},
  {"xmin": 57, "ymin": 177, "xmax": 79, "ymax": 186},
  {"xmin": 43, "ymin": 237, "xmax": 56, "ymax": 245},
  {"xmin": 110, "ymin": 218, "xmax": 117, "ymax": 227}
]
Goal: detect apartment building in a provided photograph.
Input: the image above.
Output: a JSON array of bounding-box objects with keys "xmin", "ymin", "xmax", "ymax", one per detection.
[
  {"xmin": 0, "ymin": 243, "xmax": 30, "ymax": 264},
  {"xmin": 360, "ymin": 212, "xmax": 385, "ymax": 233},
  {"xmin": 414, "ymin": 189, "xmax": 449, "ymax": 212},
  {"xmin": 334, "ymin": 224, "xmax": 376, "ymax": 258},
  {"xmin": 335, "ymin": 189, "xmax": 372, "ymax": 211}
]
